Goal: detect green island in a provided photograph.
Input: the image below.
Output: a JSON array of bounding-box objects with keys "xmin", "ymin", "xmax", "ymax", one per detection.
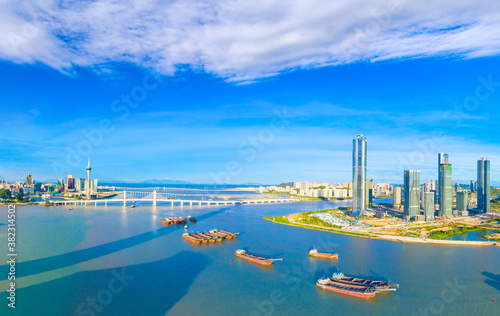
[{"xmin": 264, "ymin": 208, "xmax": 500, "ymax": 246}]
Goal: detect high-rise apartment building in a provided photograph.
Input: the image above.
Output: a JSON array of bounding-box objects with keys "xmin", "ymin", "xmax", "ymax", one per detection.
[{"xmin": 393, "ymin": 186, "xmax": 402, "ymax": 205}]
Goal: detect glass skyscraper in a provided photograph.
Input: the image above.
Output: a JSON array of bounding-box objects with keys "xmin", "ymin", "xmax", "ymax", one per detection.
[
  {"xmin": 456, "ymin": 191, "xmax": 469, "ymax": 212},
  {"xmin": 352, "ymin": 135, "xmax": 367, "ymax": 216},
  {"xmin": 439, "ymin": 162, "xmax": 452, "ymax": 216},
  {"xmin": 437, "ymin": 153, "xmax": 448, "ymax": 204},
  {"xmin": 423, "ymin": 192, "xmax": 435, "ymax": 221},
  {"xmin": 477, "ymin": 157, "xmax": 490, "ymax": 213},
  {"xmin": 404, "ymin": 170, "xmax": 420, "ymax": 220}
]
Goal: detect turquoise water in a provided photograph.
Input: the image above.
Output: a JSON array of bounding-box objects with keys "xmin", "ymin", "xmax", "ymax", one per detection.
[
  {"xmin": 1, "ymin": 200, "xmax": 499, "ymax": 315},
  {"xmin": 444, "ymin": 229, "xmax": 499, "ymax": 242}
]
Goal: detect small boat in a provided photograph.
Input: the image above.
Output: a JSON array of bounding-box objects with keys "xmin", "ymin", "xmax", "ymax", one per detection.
[
  {"xmin": 187, "ymin": 216, "xmax": 197, "ymax": 223},
  {"xmin": 309, "ymin": 249, "xmax": 339, "ymax": 260},
  {"xmin": 316, "ymin": 277, "xmax": 378, "ymax": 299},
  {"xmin": 130, "ymin": 205, "xmax": 135, "ymax": 208},
  {"xmin": 69, "ymin": 208, "xmax": 73, "ymax": 211},
  {"xmin": 234, "ymin": 249, "xmax": 282, "ymax": 265}
]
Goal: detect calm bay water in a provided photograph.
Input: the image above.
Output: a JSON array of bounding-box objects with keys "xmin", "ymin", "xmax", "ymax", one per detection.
[{"xmin": 1, "ymin": 200, "xmax": 499, "ymax": 315}]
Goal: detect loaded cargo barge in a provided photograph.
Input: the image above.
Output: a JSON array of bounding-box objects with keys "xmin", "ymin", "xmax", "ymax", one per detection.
[
  {"xmin": 160, "ymin": 217, "xmax": 190, "ymax": 226},
  {"xmin": 234, "ymin": 249, "xmax": 282, "ymax": 265},
  {"xmin": 316, "ymin": 273, "xmax": 399, "ymax": 298},
  {"xmin": 182, "ymin": 229, "xmax": 239, "ymax": 244},
  {"xmin": 316, "ymin": 278, "xmax": 378, "ymax": 298},
  {"xmin": 308, "ymin": 249, "xmax": 338, "ymax": 259},
  {"xmin": 332, "ymin": 274, "xmax": 399, "ymax": 292}
]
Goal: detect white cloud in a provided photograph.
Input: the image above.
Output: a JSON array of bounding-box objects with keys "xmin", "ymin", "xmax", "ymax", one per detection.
[{"xmin": 1, "ymin": 0, "xmax": 500, "ymax": 81}]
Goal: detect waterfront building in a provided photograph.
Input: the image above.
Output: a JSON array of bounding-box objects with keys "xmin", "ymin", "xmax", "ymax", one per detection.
[
  {"xmin": 439, "ymin": 161, "xmax": 452, "ymax": 217},
  {"xmin": 456, "ymin": 191, "xmax": 469, "ymax": 212},
  {"xmin": 373, "ymin": 183, "xmax": 392, "ymax": 197},
  {"xmin": 366, "ymin": 178, "xmax": 373, "ymax": 208},
  {"xmin": 404, "ymin": 170, "xmax": 421, "ymax": 220},
  {"xmin": 423, "ymin": 192, "xmax": 435, "ymax": 221},
  {"xmin": 477, "ymin": 157, "xmax": 491, "ymax": 213},
  {"xmin": 393, "ymin": 186, "xmax": 402, "ymax": 205},
  {"xmin": 352, "ymin": 135, "xmax": 367, "ymax": 215}
]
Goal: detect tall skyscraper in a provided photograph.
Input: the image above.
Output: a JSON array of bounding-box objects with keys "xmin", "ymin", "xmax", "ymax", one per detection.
[
  {"xmin": 393, "ymin": 186, "xmax": 402, "ymax": 205},
  {"xmin": 67, "ymin": 175, "xmax": 75, "ymax": 190},
  {"xmin": 86, "ymin": 158, "xmax": 92, "ymax": 200},
  {"xmin": 423, "ymin": 192, "xmax": 435, "ymax": 221},
  {"xmin": 477, "ymin": 157, "xmax": 490, "ymax": 213},
  {"xmin": 456, "ymin": 191, "xmax": 469, "ymax": 212},
  {"xmin": 470, "ymin": 180, "xmax": 475, "ymax": 192},
  {"xmin": 26, "ymin": 173, "xmax": 33, "ymax": 185},
  {"xmin": 439, "ymin": 161, "xmax": 452, "ymax": 216},
  {"xmin": 404, "ymin": 170, "xmax": 421, "ymax": 220},
  {"xmin": 437, "ymin": 153, "xmax": 448, "ymax": 204},
  {"xmin": 352, "ymin": 135, "xmax": 367, "ymax": 215}
]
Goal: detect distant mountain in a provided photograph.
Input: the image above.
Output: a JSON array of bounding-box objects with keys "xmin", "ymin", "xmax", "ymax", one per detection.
[
  {"xmin": 139, "ymin": 179, "xmax": 192, "ymax": 185},
  {"xmin": 99, "ymin": 178, "xmax": 192, "ymax": 185}
]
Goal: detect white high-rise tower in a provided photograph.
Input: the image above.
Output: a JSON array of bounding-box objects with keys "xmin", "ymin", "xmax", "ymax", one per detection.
[{"xmin": 86, "ymin": 158, "xmax": 92, "ymax": 199}]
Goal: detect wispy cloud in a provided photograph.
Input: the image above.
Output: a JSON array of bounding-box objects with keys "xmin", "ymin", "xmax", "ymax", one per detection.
[{"xmin": 1, "ymin": 0, "xmax": 500, "ymax": 82}]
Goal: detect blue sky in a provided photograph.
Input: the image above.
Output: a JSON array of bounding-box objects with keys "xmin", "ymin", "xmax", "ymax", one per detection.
[{"xmin": 1, "ymin": 0, "xmax": 500, "ymax": 184}]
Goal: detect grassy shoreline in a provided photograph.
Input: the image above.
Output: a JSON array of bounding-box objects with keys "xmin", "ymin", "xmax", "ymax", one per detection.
[
  {"xmin": 263, "ymin": 215, "xmax": 375, "ymax": 238},
  {"xmin": 264, "ymin": 210, "xmax": 500, "ymax": 247}
]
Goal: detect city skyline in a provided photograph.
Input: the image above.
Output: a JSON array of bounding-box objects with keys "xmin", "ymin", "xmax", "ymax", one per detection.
[{"xmin": 1, "ymin": 146, "xmax": 497, "ymax": 187}]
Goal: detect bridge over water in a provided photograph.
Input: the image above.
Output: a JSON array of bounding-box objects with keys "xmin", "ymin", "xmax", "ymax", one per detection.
[{"xmin": 52, "ymin": 190, "xmax": 298, "ymax": 207}]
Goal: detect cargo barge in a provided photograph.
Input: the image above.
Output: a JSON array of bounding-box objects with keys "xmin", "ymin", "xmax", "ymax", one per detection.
[
  {"xmin": 234, "ymin": 249, "xmax": 282, "ymax": 265},
  {"xmin": 182, "ymin": 233, "xmax": 203, "ymax": 244},
  {"xmin": 330, "ymin": 273, "xmax": 399, "ymax": 292},
  {"xmin": 182, "ymin": 229, "xmax": 239, "ymax": 244},
  {"xmin": 316, "ymin": 278, "xmax": 378, "ymax": 298},
  {"xmin": 159, "ymin": 217, "xmax": 192, "ymax": 226},
  {"xmin": 316, "ymin": 272, "xmax": 398, "ymax": 298},
  {"xmin": 308, "ymin": 249, "xmax": 338, "ymax": 260}
]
